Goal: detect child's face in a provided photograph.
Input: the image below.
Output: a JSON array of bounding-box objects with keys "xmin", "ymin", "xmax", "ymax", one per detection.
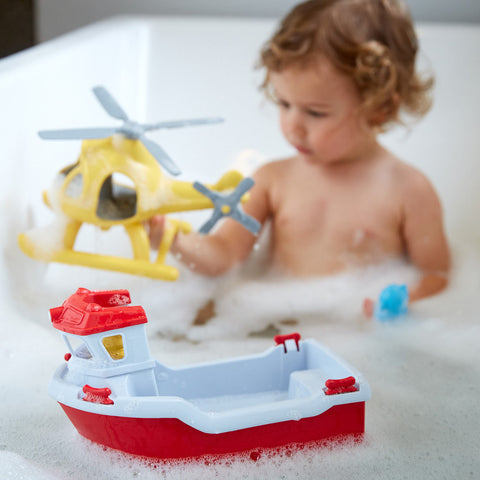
[{"xmin": 271, "ymin": 57, "xmax": 375, "ymax": 165}]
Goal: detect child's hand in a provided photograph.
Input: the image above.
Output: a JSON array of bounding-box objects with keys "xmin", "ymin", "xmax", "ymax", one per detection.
[{"xmin": 147, "ymin": 215, "xmax": 166, "ymax": 250}]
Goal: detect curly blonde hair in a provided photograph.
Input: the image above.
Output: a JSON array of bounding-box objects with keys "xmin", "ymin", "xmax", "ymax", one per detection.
[{"xmin": 260, "ymin": 0, "xmax": 433, "ymax": 129}]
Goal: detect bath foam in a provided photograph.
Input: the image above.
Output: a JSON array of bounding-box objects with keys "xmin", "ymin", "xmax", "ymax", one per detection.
[{"xmin": 2, "ymin": 232, "xmax": 480, "ymax": 479}]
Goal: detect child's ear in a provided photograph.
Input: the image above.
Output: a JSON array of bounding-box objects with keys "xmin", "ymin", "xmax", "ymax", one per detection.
[{"xmin": 368, "ymin": 92, "xmax": 400, "ymax": 126}]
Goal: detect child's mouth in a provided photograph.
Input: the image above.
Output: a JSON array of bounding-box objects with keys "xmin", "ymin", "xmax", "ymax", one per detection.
[{"xmin": 295, "ymin": 145, "xmax": 312, "ymax": 155}]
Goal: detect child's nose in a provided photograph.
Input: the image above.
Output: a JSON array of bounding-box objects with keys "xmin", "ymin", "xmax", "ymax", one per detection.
[{"xmin": 287, "ymin": 111, "xmax": 306, "ymax": 138}]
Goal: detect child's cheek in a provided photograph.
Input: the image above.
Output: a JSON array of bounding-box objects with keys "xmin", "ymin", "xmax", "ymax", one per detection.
[{"xmin": 278, "ymin": 113, "xmax": 290, "ymax": 140}]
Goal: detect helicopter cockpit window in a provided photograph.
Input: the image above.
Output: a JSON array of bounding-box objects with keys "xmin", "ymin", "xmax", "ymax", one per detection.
[
  {"xmin": 96, "ymin": 173, "xmax": 137, "ymax": 220},
  {"xmin": 64, "ymin": 173, "xmax": 83, "ymax": 198},
  {"xmin": 59, "ymin": 162, "xmax": 79, "ymax": 177}
]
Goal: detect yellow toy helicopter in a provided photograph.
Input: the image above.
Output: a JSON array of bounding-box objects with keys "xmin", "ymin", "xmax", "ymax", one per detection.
[{"xmin": 18, "ymin": 86, "xmax": 260, "ymax": 280}]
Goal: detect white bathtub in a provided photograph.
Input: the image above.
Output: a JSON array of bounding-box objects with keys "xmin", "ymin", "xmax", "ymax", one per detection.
[{"xmin": 0, "ymin": 16, "xmax": 479, "ymax": 480}]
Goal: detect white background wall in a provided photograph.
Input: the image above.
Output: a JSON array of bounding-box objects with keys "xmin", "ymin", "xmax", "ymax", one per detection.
[{"xmin": 36, "ymin": 0, "xmax": 480, "ymax": 42}]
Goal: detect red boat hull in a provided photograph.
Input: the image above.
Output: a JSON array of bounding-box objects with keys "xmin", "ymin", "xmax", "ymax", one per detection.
[{"xmin": 60, "ymin": 402, "xmax": 365, "ymax": 459}]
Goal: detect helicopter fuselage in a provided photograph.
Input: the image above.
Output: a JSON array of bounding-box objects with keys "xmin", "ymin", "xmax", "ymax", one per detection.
[{"xmin": 44, "ymin": 137, "xmax": 242, "ymax": 229}]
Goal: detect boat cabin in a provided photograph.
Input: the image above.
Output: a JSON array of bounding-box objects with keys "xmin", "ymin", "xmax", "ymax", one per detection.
[{"xmin": 49, "ymin": 287, "xmax": 158, "ymax": 396}]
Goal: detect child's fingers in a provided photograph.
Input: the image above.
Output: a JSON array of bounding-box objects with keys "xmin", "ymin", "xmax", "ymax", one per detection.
[
  {"xmin": 363, "ymin": 298, "xmax": 375, "ymax": 318},
  {"xmin": 147, "ymin": 215, "xmax": 166, "ymax": 250}
]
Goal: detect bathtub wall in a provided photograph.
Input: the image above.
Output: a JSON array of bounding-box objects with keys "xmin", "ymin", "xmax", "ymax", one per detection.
[{"xmin": 35, "ymin": 0, "xmax": 480, "ymax": 43}]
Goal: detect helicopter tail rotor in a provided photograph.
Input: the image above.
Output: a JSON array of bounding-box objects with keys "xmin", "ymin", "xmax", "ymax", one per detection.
[{"xmin": 193, "ymin": 178, "xmax": 261, "ymax": 235}]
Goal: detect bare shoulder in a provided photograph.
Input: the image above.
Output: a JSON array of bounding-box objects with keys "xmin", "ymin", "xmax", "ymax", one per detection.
[
  {"xmin": 254, "ymin": 157, "xmax": 294, "ymax": 177},
  {"xmin": 253, "ymin": 157, "xmax": 295, "ymax": 188},
  {"xmin": 388, "ymin": 155, "xmax": 441, "ymax": 208}
]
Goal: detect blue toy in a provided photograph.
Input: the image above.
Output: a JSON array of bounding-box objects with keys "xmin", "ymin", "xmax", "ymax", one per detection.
[{"xmin": 374, "ymin": 284, "xmax": 409, "ymax": 321}]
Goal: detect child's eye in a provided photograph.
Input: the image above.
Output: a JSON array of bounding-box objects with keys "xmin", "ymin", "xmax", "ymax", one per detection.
[
  {"xmin": 277, "ymin": 99, "xmax": 290, "ymax": 109},
  {"xmin": 307, "ymin": 110, "xmax": 327, "ymax": 118}
]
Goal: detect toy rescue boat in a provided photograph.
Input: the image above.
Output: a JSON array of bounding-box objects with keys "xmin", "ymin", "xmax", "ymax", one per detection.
[{"xmin": 49, "ymin": 288, "xmax": 371, "ymax": 460}]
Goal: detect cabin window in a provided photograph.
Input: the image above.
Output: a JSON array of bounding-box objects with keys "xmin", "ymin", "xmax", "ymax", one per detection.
[
  {"xmin": 63, "ymin": 335, "xmax": 92, "ymax": 360},
  {"xmin": 96, "ymin": 173, "xmax": 137, "ymax": 220},
  {"xmin": 64, "ymin": 173, "xmax": 83, "ymax": 198},
  {"xmin": 59, "ymin": 161, "xmax": 79, "ymax": 177},
  {"xmin": 102, "ymin": 334, "xmax": 125, "ymax": 360}
]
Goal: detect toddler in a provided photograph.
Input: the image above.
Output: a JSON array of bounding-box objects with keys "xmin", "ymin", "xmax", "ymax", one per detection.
[{"xmin": 150, "ymin": 0, "xmax": 450, "ymax": 314}]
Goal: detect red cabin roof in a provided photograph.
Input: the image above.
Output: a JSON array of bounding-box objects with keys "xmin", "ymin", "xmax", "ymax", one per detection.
[{"xmin": 50, "ymin": 288, "xmax": 147, "ymax": 335}]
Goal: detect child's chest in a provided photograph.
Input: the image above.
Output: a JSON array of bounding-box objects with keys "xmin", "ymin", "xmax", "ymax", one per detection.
[{"xmin": 272, "ymin": 172, "xmax": 402, "ymax": 247}]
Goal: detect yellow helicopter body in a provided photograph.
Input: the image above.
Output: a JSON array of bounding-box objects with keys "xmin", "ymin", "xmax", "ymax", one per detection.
[{"xmin": 18, "ymin": 136, "xmax": 245, "ymax": 280}]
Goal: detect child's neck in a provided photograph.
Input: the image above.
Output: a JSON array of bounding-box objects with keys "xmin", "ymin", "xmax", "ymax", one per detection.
[{"xmin": 303, "ymin": 137, "xmax": 384, "ymax": 175}]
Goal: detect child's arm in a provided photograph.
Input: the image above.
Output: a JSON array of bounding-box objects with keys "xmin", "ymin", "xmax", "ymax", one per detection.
[
  {"xmin": 150, "ymin": 164, "xmax": 273, "ymax": 276},
  {"xmin": 364, "ymin": 169, "xmax": 450, "ymax": 318},
  {"xmin": 400, "ymin": 169, "xmax": 450, "ymax": 301}
]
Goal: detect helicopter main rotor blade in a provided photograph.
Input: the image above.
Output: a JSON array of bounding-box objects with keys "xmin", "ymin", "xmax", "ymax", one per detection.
[
  {"xmin": 140, "ymin": 135, "xmax": 182, "ymax": 176},
  {"xmin": 93, "ymin": 86, "xmax": 129, "ymax": 122},
  {"xmin": 38, "ymin": 127, "xmax": 119, "ymax": 140},
  {"xmin": 143, "ymin": 117, "xmax": 224, "ymax": 131}
]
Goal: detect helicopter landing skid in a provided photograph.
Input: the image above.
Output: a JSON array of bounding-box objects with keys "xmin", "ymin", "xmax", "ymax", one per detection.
[
  {"xmin": 52, "ymin": 250, "xmax": 179, "ymax": 280},
  {"xmin": 18, "ymin": 233, "xmax": 180, "ymax": 280}
]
